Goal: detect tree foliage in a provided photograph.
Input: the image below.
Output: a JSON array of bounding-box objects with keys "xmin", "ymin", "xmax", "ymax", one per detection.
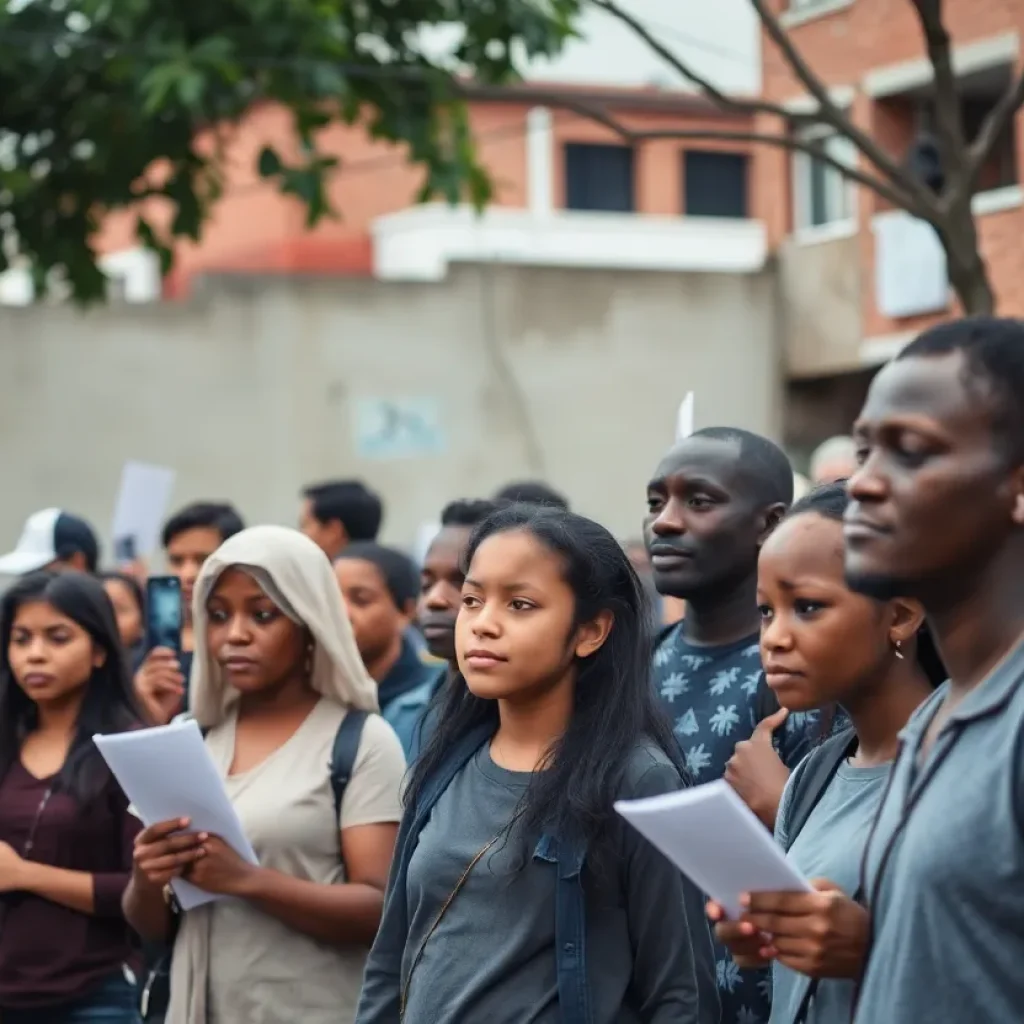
[{"xmin": 0, "ymin": 0, "xmax": 576, "ymax": 301}]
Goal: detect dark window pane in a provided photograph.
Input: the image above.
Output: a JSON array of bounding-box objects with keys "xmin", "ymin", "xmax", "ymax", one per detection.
[
  {"xmin": 683, "ymin": 151, "xmax": 749, "ymax": 218},
  {"xmin": 564, "ymin": 143, "xmax": 635, "ymax": 212}
]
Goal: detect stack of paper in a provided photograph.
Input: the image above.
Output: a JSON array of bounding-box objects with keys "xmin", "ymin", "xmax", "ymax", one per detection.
[
  {"xmin": 95, "ymin": 719, "xmax": 257, "ymax": 909},
  {"xmin": 615, "ymin": 779, "xmax": 810, "ymax": 918}
]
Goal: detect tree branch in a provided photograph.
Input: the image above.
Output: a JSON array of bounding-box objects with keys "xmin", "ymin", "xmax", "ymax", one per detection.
[
  {"xmin": 965, "ymin": 69, "xmax": 1024, "ymax": 183},
  {"xmin": 546, "ymin": 96, "xmax": 928, "ymax": 217},
  {"xmin": 587, "ymin": 0, "xmax": 821, "ymax": 126},
  {"xmin": 908, "ymin": 0, "xmax": 968, "ymax": 194},
  {"xmin": 745, "ymin": 0, "xmax": 939, "ymax": 218}
]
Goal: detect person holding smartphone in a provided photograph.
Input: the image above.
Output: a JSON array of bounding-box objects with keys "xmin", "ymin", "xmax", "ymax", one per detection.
[{"xmin": 134, "ymin": 503, "xmax": 244, "ymax": 725}]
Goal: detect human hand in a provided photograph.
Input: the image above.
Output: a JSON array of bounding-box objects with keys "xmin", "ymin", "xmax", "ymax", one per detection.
[
  {"xmin": 740, "ymin": 879, "xmax": 870, "ymax": 979},
  {"xmin": 725, "ymin": 707, "xmax": 791, "ymax": 828},
  {"xmin": 134, "ymin": 648, "xmax": 185, "ymax": 725},
  {"xmin": 132, "ymin": 817, "xmax": 206, "ymax": 890},
  {"xmin": 706, "ymin": 899, "xmax": 771, "ymax": 969},
  {"xmin": 184, "ymin": 836, "xmax": 256, "ymax": 897},
  {"xmin": 0, "ymin": 841, "xmax": 27, "ymax": 893}
]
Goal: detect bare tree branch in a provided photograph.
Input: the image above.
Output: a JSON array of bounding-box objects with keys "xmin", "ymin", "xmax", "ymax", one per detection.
[
  {"xmin": 746, "ymin": 0, "xmax": 939, "ymax": 217},
  {"xmin": 587, "ymin": 0, "xmax": 821, "ymax": 126},
  {"xmin": 966, "ymin": 69, "xmax": 1024, "ymax": 182},
  {"xmin": 909, "ymin": 0, "xmax": 968, "ymax": 196},
  {"xmin": 546, "ymin": 96, "xmax": 927, "ymax": 216}
]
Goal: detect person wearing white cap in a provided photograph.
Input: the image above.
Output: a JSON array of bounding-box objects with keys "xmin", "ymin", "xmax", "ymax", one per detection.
[{"xmin": 0, "ymin": 509, "xmax": 100, "ymax": 576}]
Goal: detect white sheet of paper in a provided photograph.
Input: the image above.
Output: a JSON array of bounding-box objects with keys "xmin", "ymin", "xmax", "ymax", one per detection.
[
  {"xmin": 675, "ymin": 392, "xmax": 694, "ymax": 441},
  {"xmin": 94, "ymin": 719, "xmax": 257, "ymax": 909},
  {"xmin": 615, "ymin": 779, "xmax": 811, "ymax": 919},
  {"xmin": 110, "ymin": 461, "xmax": 176, "ymax": 558},
  {"xmin": 413, "ymin": 521, "xmax": 441, "ymax": 566}
]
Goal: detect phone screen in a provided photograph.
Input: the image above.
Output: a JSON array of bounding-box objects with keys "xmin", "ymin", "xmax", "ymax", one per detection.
[{"xmin": 146, "ymin": 576, "xmax": 183, "ymax": 654}]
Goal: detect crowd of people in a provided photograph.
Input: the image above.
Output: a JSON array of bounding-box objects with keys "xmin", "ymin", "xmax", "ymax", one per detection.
[{"xmin": 0, "ymin": 315, "xmax": 1020, "ymax": 1024}]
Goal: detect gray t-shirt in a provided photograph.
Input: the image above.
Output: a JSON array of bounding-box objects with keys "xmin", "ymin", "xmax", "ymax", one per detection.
[
  {"xmin": 771, "ymin": 755, "xmax": 890, "ymax": 1024},
  {"xmin": 401, "ymin": 743, "xmax": 718, "ymax": 1024},
  {"xmin": 856, "ymin": 640, "xmax": 1024, "ymax": 1023}
]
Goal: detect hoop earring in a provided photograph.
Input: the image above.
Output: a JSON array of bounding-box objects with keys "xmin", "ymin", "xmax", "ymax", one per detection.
[{"xmin": 894, "ymin": 640, "xmax": 905, "ymax": 660}]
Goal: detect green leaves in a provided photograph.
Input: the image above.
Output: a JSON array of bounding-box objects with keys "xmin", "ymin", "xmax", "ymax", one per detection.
[{"xmin": 0, "ymin": 0, "xmax": 580, "ymax": 302}]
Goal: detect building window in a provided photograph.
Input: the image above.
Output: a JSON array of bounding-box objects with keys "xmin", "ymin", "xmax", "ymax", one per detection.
[
  {"xmin": 564, "ymin": 143, "xmax": 635, "ymax": 212},
  {"xmin": 792, "ymin": 127, "xmax": 857, "ymax": 233},
  {"xmin": 683, "ymin": 151, "xmax": 749, "ymax": 218}
]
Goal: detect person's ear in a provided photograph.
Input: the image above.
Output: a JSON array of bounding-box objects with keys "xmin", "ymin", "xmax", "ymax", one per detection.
[
  {"xmin": 574, "ymin": 610, "xmax": 614, "ymax": 659},
  {"xmin": 92, "ymin": 644, "xmax": 107, "ymax": 670},
  {"xmin": 887, "ymin": 598, "xmax": 925, "ymax": 647},
  {"xmin": 757, "ymin": 503, "xmax": 788, "ymax": 547}
]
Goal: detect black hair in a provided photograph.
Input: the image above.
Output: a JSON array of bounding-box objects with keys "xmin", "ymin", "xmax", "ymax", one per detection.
[
  {"xmin": 99, "ymin": 571, "xmax": 146, "ymax": 618},
  {"xmin": 336, "ymin": 542, "xmax": 419, "ymax": 611},
  {"xmin": 785, "ymin": 481, "xmax": 946, "ymax": 688},
  {"xmin": 494, "ymin": 480, "xmax": 570, "ymax": 511},
  {"xmin": 691, "ymin": 426, "xmax": 795, "ymax": 508},
  {"xmin": 0, "ymin": 572, "xmax": 140, "ymax": 805},
  {"xmin": 439, "ymin": 499, "xmax": 500, "ymax": 529},
  {"xmin": 898, "ymin": 316, "xmax": 1024, "ymax": 462},
  {"xmin": 54, "ymin": 513, "xmax": 99, "ymax": 573},
  {"xmin": 302, "ymin": 481, "xmax": 382, "ymax": 542},
  {"xmin": 162, "ymin": 502, "xmax": 245, "ymax": 549},
  {"xmin": 407, "ymin": 504, "xmax": 686, "ymax": 873}
]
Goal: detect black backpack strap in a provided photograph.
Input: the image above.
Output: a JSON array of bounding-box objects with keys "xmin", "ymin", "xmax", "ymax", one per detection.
[
  {"xmin": 330, "ymin": 709, "xmax": 369, "ymax": 819},
  {"xmin": 782, "ymin": 726, "xmax": 858, "ymax": 853}
]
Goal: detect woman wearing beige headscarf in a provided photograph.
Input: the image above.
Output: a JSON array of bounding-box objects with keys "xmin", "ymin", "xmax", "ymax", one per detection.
[{"xmin": 123, "ymin": 526, "xmax": 406, "ymax": 1024}]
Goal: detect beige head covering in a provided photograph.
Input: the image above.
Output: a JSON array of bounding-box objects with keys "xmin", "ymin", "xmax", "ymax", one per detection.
[{"xmin": 189, "ymin": 525, "xmax": 378, "ymax": 727}]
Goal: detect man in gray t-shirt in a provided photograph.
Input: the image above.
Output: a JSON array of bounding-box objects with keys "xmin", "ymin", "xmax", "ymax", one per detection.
[{"xmin": 843, "ymin": 320, "xmax": 1024, "ymax": 1022}]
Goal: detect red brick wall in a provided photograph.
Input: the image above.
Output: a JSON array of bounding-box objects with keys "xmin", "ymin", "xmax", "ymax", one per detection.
[
  {"xmin": 97, "ymin": 98, "xmax": 755, "ymax": 296},
  {"xmin": 758, "ymin": 0, "xmax": 1024, "ymax": 336}
]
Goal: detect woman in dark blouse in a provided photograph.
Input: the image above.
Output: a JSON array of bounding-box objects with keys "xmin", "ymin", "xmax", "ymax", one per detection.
[{"xmin": 0, "ymin": 571, "xmax": 142, "ymax": 1022}]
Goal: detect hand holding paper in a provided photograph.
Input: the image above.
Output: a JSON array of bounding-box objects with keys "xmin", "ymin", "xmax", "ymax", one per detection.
[
  {"xmin": 615, "ymin": 778, "xmax": 811, "ymax": 919},
  {"xmin": 95, "ymin": 719, "xmax": 257, "ymax": 909}
]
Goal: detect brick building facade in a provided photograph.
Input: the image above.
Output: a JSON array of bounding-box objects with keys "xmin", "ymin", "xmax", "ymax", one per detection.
[{"xmin": 758, "ymin": 0, "xmax": 1024, "ymax": 382}]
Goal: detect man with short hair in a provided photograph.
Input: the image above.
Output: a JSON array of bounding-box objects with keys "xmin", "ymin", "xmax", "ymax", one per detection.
[
  {"xmin": 0, "ymin": 508, "xmax": 99, "ymax": 576},
  {"xmin": 843, "ymin": 318, "xmax": 1024, "ymax": 1022},
  {"xmin": 411, "ymin": 498, "xmax": 499, "ymax": 757},
  {"xmin": 134, "ymin": 500, "xmax": 245, "ymax": 724},
  {"xmin": 809, "ymin": 435, "xmax": 858, "ymax": 485},
  {"xmin": 645, "ymin": 427, "xmax": 821, "ymax": 1024},
  {"xmin": 493, "ymin": 480, "xmax": 569, "ymax": 511},
  {"xmin": 300, "ymin": 480, "xmax": 382, "ymax": 561},
  {"xmin": 335, "ymin": 542, "xmax": 437, "ymax": 758}
]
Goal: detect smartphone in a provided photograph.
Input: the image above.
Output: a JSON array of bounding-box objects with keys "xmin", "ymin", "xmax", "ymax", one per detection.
[{"xmin": 145, "ymin": 576, "xmax": 183, "ymax": 655}]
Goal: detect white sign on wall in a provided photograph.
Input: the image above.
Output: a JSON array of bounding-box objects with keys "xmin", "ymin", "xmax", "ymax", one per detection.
[
  {"xmin": 873, "ymin": 211, "xmax": 949, "ymax": 319},
  {"xmin": 352, "ymin": 398, "xmax": 446, "ymax": 460}
]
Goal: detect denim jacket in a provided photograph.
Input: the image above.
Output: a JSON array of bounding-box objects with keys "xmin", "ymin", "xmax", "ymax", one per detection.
[
  {"xmin": 355, "ymin": 727, "xmax": 717, "ymax": 1024},
  {"xmin": 356, "ymin": 725, "xmax": 592, "ymax": 1024}
]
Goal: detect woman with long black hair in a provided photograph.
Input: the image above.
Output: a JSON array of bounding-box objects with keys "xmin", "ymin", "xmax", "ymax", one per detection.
[
  {"xmin": 0, "ymin": 571, "xmax": 143, "ymax": 1022},
  {"xmin": 709, "ymin": 483, "xmax": 944, "ymax": 1024},
  {"xmin": 357, "ymin": 504, "xmax": 718, "ymax": 1024}
]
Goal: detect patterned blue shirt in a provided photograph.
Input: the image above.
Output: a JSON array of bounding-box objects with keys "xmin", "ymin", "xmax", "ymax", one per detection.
[{"xmin": 652, "ymin": 623, "xmax": 823, "ymax": 1024}]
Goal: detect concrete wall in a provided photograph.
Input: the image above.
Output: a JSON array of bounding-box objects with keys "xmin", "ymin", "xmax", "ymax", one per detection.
[
  {"xmin": 0, "ymin": 266, "xmax": 781, "ymax": 559},
  {"xmin": 779, "ymin": 233, "xmax": 863, "ymax": 378}
]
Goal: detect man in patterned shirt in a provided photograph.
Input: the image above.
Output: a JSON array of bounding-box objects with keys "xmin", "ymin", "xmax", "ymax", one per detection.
[{"xmin": 645, "ymin": 427, "xmax": 823, "ymax": 1024}]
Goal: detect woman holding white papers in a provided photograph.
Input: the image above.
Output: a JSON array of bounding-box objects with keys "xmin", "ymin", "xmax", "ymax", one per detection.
[
  {"xmin": 0, "ymin": 571, "xmax": 143, "ymax": 1022},
  {"xmin": 122, "ymin": 526, "xmax": 406, "ymax": 1024},
  {"xmin": 707, "ymin": 483, "xmax": 943, "ymax": 1024}
]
